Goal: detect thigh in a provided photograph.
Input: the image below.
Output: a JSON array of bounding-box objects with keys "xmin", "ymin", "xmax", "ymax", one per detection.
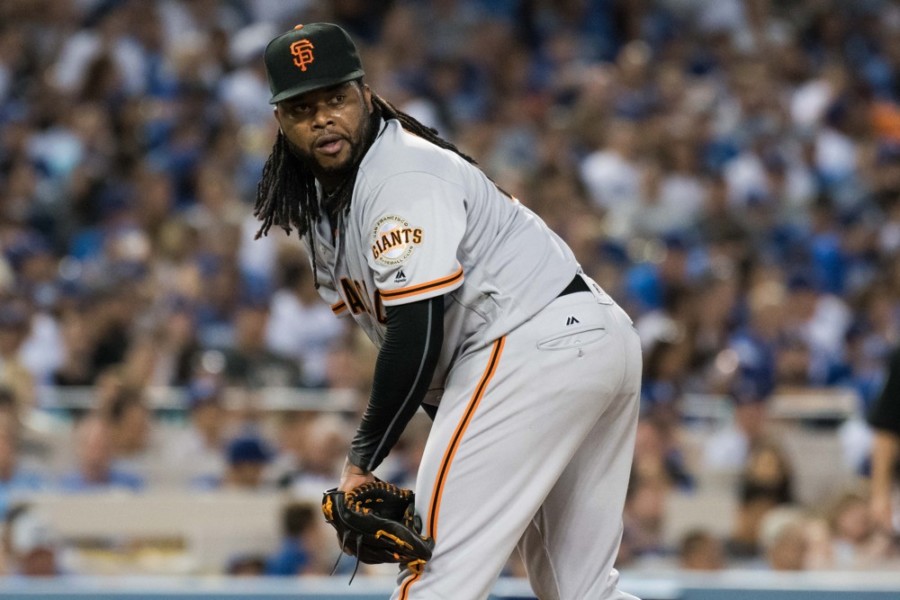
[
  {"xmin": 396, "ymin": 294, "xmax": 634, "ymax": 599},
  {"xmin": 520, "ymin": 369, "xmax": 642, "ymax": 599},
  {"xmin": 517, "ymin": 304, "xmax": 642, "ymax": 600}
]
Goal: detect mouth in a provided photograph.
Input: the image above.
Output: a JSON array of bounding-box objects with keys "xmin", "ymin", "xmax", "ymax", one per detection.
[{"xmin": 315, "ymin": 134, "xmax": 346, "ymax": 157}]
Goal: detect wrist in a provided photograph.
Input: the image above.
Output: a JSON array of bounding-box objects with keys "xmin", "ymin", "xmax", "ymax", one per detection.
[{"xmin": 344, "ymin": 457, "xmax": 370, "ymax": 476}]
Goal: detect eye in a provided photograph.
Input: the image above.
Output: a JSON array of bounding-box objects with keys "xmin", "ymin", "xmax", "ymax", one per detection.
[{"xmin": 329, "ymin": 93, "xmax": 346, "ymax": 106}]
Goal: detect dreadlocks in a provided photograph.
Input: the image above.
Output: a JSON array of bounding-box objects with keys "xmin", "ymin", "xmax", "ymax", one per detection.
[
  {"xmin": 253, "ymin": 131, "xmax": 317, "ymax": 241},
  {"xmin": 253, "ymin": 84, "xmax": 485, "ymax": 287},
  {"xmin": 369, "ymin": 94, "xmax": 478, "ymax": 166}
]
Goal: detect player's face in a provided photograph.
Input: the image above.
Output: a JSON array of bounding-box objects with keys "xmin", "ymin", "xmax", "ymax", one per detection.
[{"xmin": 275, "ymin": 81, "xmax": 373, "ymax": 185}]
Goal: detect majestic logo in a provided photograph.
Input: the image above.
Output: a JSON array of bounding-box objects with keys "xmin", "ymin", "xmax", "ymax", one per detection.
[
  {"xmin": 394, "ymin": 269, "xmax": 408, "ymax": 284},
  {"xmin": 290, "ymin": 39, "xmax": 315, "ymax": 71},
  {"xmin": 371, "ymin": 216, "xmax": 423, "ymax": 266},
  {"xmin": 566, "ymin": 316, "xmax": 580, "ymax": 326}
]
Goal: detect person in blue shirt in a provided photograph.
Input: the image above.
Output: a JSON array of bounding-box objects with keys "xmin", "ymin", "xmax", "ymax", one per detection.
[
  {"xmin": 265, "ymin": 502, "xmax": 315, "ymax": 576},
  {"xmin": 192, "ymin": 433, "xmax": 273, "ymax": 491}
]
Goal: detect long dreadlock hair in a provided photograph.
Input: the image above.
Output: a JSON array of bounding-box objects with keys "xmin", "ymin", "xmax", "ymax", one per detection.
[{"xmin": 253, "ymin": 83, "xmax": 483, "ymax": 287}]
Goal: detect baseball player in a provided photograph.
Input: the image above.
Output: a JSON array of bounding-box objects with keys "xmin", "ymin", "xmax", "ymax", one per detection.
[{"xmin": 256, "ymin": 23, "xmax": 642, "ymax": 600}]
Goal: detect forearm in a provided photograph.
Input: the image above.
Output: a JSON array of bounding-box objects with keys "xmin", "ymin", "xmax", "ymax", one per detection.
[
  {"xmin": 871, "ymin": 430, "xmax": 900, "ymax": 499},
  {"xmin": 348, "ymin": 295, "xmax": 444, "ymax": 472}
]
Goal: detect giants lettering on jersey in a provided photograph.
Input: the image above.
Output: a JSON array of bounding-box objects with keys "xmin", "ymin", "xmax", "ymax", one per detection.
[
  {"xmin": 371, "ymin": 215, "xmax": 423, "ymax": 265},
  {"xmin": 340, "ymin": 277, "xmax": 387, "ymax": 324}
]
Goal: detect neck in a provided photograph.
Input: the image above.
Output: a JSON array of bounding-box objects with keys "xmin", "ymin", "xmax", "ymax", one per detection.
[{"xmin": 316, "ymin": 171, "xmax": 344, "ymax": 195}]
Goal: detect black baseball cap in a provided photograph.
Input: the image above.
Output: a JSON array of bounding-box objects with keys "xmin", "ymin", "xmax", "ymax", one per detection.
[{"xmin": 264, "ymin": 23, "xmax": 365, "ymax": 104}]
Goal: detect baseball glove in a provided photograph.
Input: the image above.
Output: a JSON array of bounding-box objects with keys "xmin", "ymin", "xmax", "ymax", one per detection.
[{"xmin": 322, "ymin": 481, "xmax": 434, "ymax": 574}]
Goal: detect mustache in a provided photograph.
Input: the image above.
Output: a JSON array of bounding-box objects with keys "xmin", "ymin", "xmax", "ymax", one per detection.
[{"xmin": 315, "ymin": 133, "xmax": 346, "ymax": 148}]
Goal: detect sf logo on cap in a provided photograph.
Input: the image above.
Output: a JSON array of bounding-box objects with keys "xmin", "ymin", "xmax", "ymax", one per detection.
[{"xmin": 290, "ymin": 39, "xmax": 315, "ymax": 71}]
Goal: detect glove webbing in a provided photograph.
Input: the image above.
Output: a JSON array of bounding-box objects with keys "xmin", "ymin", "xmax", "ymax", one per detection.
[{"xmin": 329, "ymin": 531, "xmax": 425, "ymax": 585}]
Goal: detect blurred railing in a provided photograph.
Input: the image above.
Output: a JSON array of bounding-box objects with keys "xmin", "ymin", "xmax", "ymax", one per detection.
[
  {"xmin": 32, "ymin": 386, "xmax": 864, "ymax": 419},
  {"xmin": 0, "ymin": 572, "xmax": 899, "ymax": 599},
  {"xmin": 32, "ymin": 386, "xmax": 362, "ymax": 413}
]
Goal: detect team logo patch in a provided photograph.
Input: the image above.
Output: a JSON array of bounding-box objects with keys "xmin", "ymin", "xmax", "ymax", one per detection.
[
  {"xmin": 371, "ymin": 216, "xmax": 423, "ymax": 266},
  {"xmin": 290, "ymin": 39, "xmax": 315, "ymax": 71}
]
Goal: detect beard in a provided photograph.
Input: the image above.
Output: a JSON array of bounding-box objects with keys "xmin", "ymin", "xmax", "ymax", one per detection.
[{"xmin": 287, "ymin": 109, "xmax": 374, "ymax": 186}]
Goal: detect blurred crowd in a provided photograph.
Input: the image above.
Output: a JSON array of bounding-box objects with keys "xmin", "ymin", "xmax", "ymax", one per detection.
[{"xmin": 1, "ymin": 0, "xmax": 900, "ymax": 579}]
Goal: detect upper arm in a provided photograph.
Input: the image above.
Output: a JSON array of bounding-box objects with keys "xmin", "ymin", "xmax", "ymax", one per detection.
[{"xmin": 363, "ymin": 172, "xmax": 467, "ymax": 306}]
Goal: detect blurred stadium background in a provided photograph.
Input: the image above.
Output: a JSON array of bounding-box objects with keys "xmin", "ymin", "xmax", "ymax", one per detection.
[{"xmin": 0, "ymin": 0, "xmax": 900, "ymax": 597}]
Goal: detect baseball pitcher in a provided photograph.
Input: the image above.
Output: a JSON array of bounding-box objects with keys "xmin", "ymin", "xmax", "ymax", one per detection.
[{"xmin": 256, "ymin": 23, "xmax": 642, "ymax": 600}]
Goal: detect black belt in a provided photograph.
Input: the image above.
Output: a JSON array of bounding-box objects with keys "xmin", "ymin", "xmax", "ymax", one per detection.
[{"xmin": 557, "ymin": 274, "xmax": 590, "ymax": 297}]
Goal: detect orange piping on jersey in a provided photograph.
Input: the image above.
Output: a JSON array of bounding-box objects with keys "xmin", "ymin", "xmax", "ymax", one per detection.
[
  {"xmin": 427, "ymin": 336, "xmax": 506, "ymax": 540},
  {"xmin": 380, "ymin": 267, "xmax": 464, "ymax": 302},
  {"xmin": 398, "ymin": 570, "xmax": 421, "ymax": 600},
  {"xmin": 331, "ymin": 300, "xmax": 347, "ymax": 315}
]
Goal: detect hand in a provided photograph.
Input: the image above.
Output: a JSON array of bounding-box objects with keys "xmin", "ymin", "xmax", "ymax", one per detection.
[{"xmin": 339, "ymin": 460, "xmax": 375, "ymax": 492}]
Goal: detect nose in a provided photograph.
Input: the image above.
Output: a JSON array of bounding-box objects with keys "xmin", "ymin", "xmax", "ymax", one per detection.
[{"xmin": 311, "ymin": 104, "xmax": 334, "ymax": 129}]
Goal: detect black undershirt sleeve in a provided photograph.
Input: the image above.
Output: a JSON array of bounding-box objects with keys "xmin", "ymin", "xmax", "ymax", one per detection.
[{"xmin": 348, "ymin": 295, "xmax": 444, "ymax": 472}]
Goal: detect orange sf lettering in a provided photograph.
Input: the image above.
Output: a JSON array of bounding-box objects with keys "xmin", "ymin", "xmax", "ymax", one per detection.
[{"xmin": 290, "ymin": 40, "xmax": 315, "ymax": 71}]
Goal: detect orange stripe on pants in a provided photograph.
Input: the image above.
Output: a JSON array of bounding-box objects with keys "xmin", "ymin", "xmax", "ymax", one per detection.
[
  {"xmin": 399, "ymin": 338, "xmax": 505, "ymax": 600},
  {"xmin": 398, "ymin": 571, "xmax": 421, "ymax": 600},
  {"xmin": 427, "ymin": 336, "xmax": 506, "ymax": 540}
]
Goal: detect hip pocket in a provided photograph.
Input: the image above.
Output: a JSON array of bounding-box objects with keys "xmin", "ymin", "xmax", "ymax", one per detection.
[{"xmin": 536, "ymin": 325, "xmax": 608, "ymax": 351}]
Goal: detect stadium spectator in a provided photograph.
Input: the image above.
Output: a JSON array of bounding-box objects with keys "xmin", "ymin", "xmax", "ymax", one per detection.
[
  {"xmin": 104, "ymin": 387, "xmax": 166, "ymax": 485},
  {"xmin": 0, "ymin": 299, "xmax": 35, "ymax": 413},
  {"xmin": 321, "ymin": 337, "xmax": 377, "ymax": 393},
  {"xmin": 216, "ymin": 298, "xmax": 303, "ymax": 389},
  {"xmin": 760, "ymin": 507, "xmax": 809, "ymax": 571},
  {"xmin": 264, "ymin": 249, "xmax": 347, "ymax": 388},
  {"xmin": 826, "ymin": 489, "xmax": 894, "ymax": 568},
  {"xmin": 269, "ymin": 410, "xmax": 314, "ymax": 491},
  {"xmin": 283, "ymin": 414, "xmax": 349, "ymax": 499},
  {"xmin": 803, "ymin": 516, "xmax": 837, "ymax": 570},
  {"xmin": 165, "ymin": 377, "xmax": 230, "ymax": 488},
  {"xmin": 631, "ymin": 416, "xmax": 694, "ymax": 491},
  {"xmin": 868, "ymin": 344, "xmax": 900, "ymax": 535},
  {"xmin": 703, "ymin": 282, "xmax": 785, "ymax": 473},
  {"xmin": 58, "ymin": 414, "xmax": 144, "ymax": 493},
  {"xmin": 2, "ymin": 504, "xmax": 63, "ymax": 576},
  {"xmin": 82, "ymin": 288, "xmax": 137, "ymax": 385},
  {"xmin": 620, "ymin": 469, "xmax": 671, "ymax": 562},
  {"xmin": 678, "ymin": 528, "xmax": 726, "ymax": 571},
  {"xmin": 195, "ymin": 433, "xmax": 273, "ymax": 492},
  {"xmin": 225, "ymin": 553, "xmax": 267, "ymax": 577},
  {"xmin": 579, "ymin": 119, "xmax": 642, "ymax": 240},
  {"xmin": 52, "ymin": 301, "xmax": 95, "ymax": 387},
  {"xmin": 725, "ymin": 442, "xmax": 796, "ymax": 563},
  {"xmin": 0, "ymin": 412, "xmax": 43, "ymax": 518},
  {"xmin": 123, "ymin": 299, "xmax": 201, "ymax": 388},
  {"xmin": 265, "ymin": 502, "xmax": 317, "ymax": 576}
]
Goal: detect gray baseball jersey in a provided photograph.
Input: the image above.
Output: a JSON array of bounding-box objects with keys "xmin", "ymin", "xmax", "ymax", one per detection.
[
  {"xmin": 309, "ymin": 118, "xmax": 579, "ymax": 399},
  {"xmin": 306, "ymin": 118, "xmax": 641, "ymax": 599}
]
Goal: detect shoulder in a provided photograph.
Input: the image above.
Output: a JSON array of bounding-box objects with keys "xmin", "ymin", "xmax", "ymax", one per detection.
[{"xmin": 356, "ymin": 120, "xmax": 470, "ymax": 194}]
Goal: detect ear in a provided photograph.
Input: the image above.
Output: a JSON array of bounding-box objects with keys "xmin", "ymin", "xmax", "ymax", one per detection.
[
  {"xmin": 361, "ymin": 83, "xmax": 373, "ymax": 112},
  {"xmin": 272, "ymin": 106, "xmax": 283, "ymax": 131}
]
